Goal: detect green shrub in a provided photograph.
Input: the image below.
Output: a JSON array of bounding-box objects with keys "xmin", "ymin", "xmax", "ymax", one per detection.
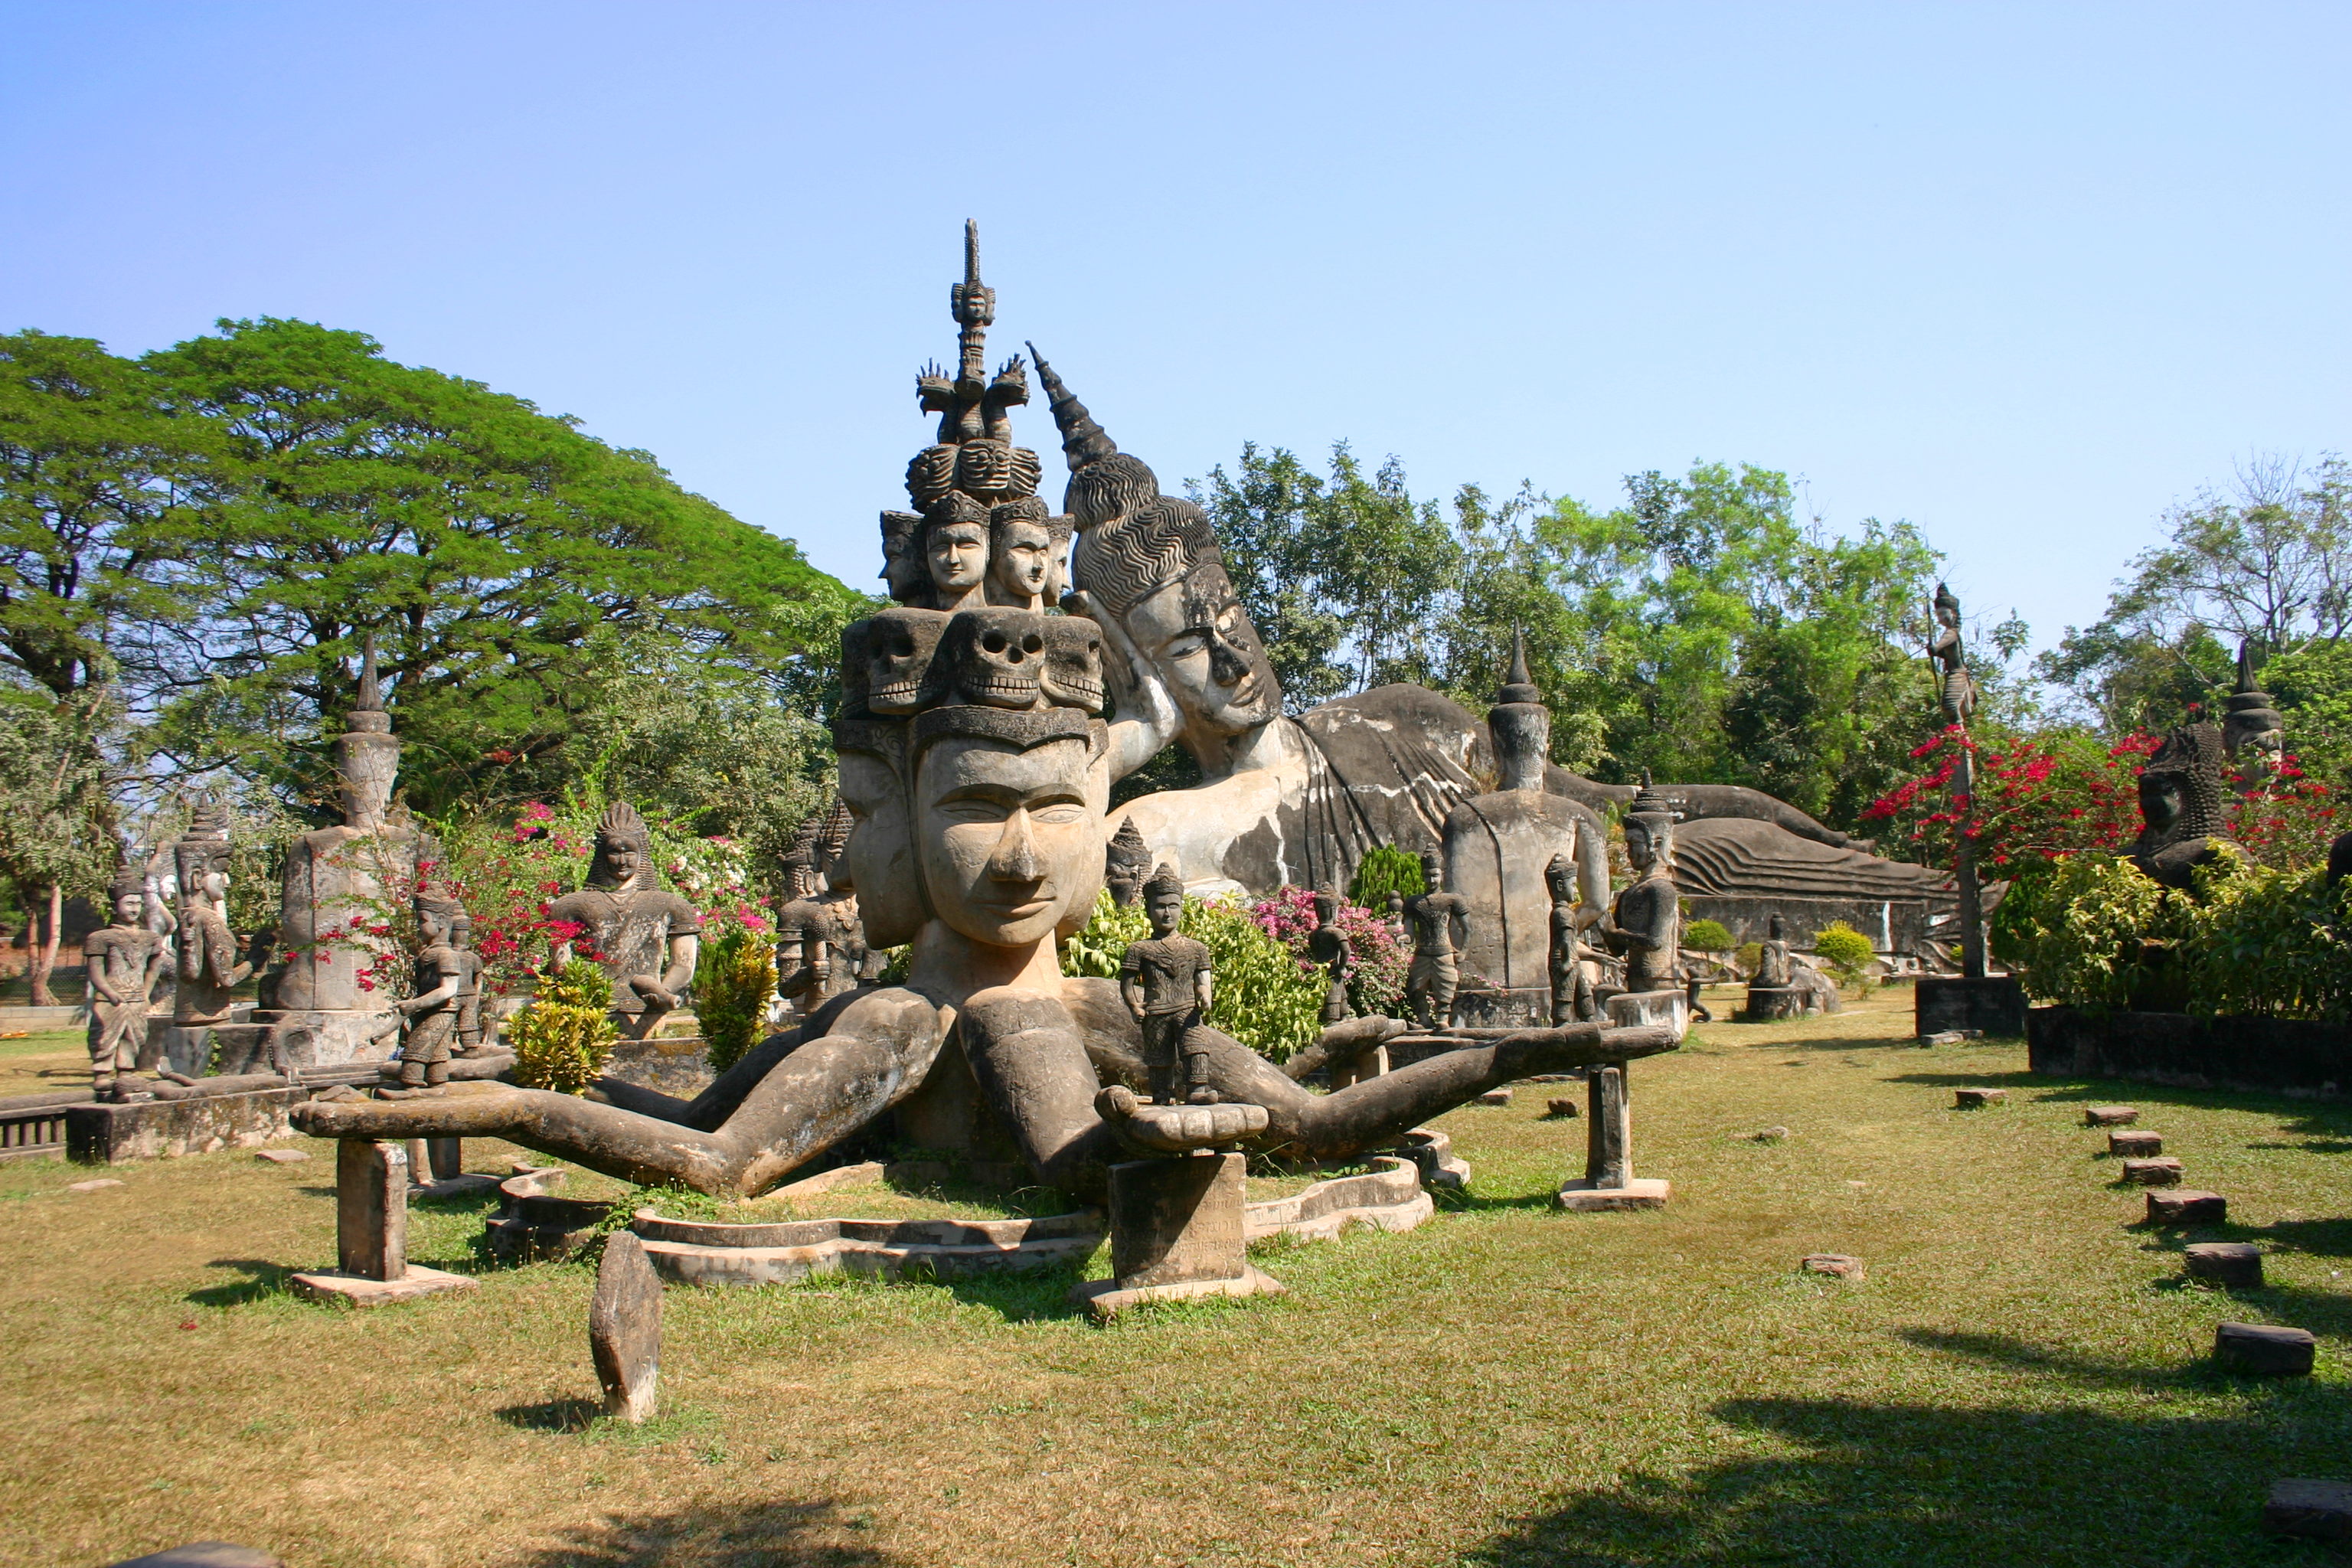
[
  {"xmin": 1348, "ymin": 844, "xmax": 1426, "ymax": 910},
  {"xmin": 694, "ymin": 929, "xmax": 776, "ymax": 1073},
  {"xmin": 1812, "ymin": 922, "xmax": 1877, "ymax": 991},
  {"xmin": 508, "ymin": 959, "xmax": 619, "ymax": 1094},
  {"xmin": 1059, "ymin": 887, "xmax": 1324, "ymax": 1060},
  {"xmin": 1989, "ymin": 854, "xmax": 2169, "ymax": 1010},
  {"xmin": 1684, "ymin": 918, "xmax": 1735, "ymax": 952},
  {"xmin": 1735, "ymin": 942, "xmax": 1763, "ymax": 977}
]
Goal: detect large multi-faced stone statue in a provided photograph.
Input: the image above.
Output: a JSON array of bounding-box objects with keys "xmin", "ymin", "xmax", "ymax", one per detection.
[
  {"xmin": 545, "ymin": 802, "xmax": 704, "ymax": 1039},
  {"xmin": 83, "ymin": 862, "xmax": 166, "ymax": 1099},
  {"xmin": 292, "ymin": 229, "xmax": 1682, "ymax": 1195}
]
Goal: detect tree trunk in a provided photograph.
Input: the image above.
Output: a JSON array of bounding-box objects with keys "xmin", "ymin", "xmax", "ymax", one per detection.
[{"xmin": 26, "ymin": 881, "xmax": 62, "ymax": 1008}]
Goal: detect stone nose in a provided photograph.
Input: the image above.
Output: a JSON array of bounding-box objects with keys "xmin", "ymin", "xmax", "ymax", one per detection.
[
  {"xmin": 987, "ymin": 808, "xmax": 1041, "ymax": 882},
  {"xmin": 1207, "ymin": 629, "xmax": 1253, "ymax": 688}
]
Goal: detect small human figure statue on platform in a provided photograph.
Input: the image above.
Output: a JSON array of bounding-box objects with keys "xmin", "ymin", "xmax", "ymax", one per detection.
[
  {"xmin": 382, "ymin": 893, "xmax": 466, "ymax": 1097},
  {"xmin": 1547, "ymin": 851, "xmax": 1597, "ymax": 1025},
  {"xmin": 1596, "ymin": 782, "xmax": 1681, "ymax": 995},
  {"xmin": 172, "ymin": 800, "xmax": 253, "ymax": 1030},
  {"xmin": 447, "ymin": 910, "xmax": 491, "ymax": 1057},
  {"xmin": 85, "ymin": 863, "xmax": 166, "ymax": 1100},
  {"xmin": 1756, "ymin": 913, "xmax": 1793, "ymax": 989},
  {"xmin": 1119, "ymin": 864, "xmax": 1217, "ymax": 1105},
  {"xmin": 1307, "ymin": 887, "xmax": 1355, "ymax": 1024},
  {"xmin": 1929, "ymin": 582, "xmax": 1977, "ymax": 727},
  {"xmin": 1403, "ymin": 848, "xmax": 1471, "ymax": 1030}
]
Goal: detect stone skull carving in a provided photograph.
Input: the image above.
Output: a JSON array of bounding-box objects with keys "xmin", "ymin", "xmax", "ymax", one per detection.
[
  {"xmin": 933, "ymin": 607, "xmax": 1047, "ymax": 710},
  {"xmin": 861, "ymin": 607, "xmax": 952, "ymax": 717},
  {"xmin": 1039, "ymin": 616, "xmax": 1106, "ymax": 712}
]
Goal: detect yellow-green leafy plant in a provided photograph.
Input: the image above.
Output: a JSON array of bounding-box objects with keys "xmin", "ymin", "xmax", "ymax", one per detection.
[
  {"xmin": 1811, "ymin": 921, "xmax": 1878, "ymax": 993},
  {"xmin": 1060, "ymin": 888, "xmax": 1324, "ymax": 1061},
  {"xmin": 1989, "ymin": 853, "xmax": 2171, "ymax": 1010},
  {"xmin": 1348, "ymin": 844, "xmax": 1425, "ymax": 910},
  {"xmin": 694, "ymin": 929, "xmax": 776, "ymax": 1073},
  {"xmin": 508, "ymin": 959, "xmax": 619, "ymax": 1094},
  {"xmin": 1684, "ymin": 918, "xmax": 1735, "ymax": 952}
]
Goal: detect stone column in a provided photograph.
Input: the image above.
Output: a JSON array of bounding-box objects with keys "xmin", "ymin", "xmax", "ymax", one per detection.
[
  {"xmin": 1586, "ymin": 1066, "xmax": 1629, "ymax": 1188},
  {"xmin": 337, "ymin": 1139, "xmax": 407, "ymax": 1282}
]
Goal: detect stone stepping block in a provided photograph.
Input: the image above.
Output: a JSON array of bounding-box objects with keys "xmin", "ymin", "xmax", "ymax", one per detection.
[
  {"xmin": 67, "ymin": 1178, "xmax": 125, "ymax": 1192},
  {"xmin": 1749, "ymin": 1125, "xmax": 1791, "ymax": 1142},
  {"xmin": 2184, "ymin": 1242, "xmax": 2264, "ymax": 1288},
  {"xmin": 1953, "ymin": 1088, "xmax": 2007, "ymax": 1109},
  {"xmin": 2121, "ymin": 1156, "xmax": 2184, "ymax": 1186},
  {"xmin": 2215, "ymin": 1321, "xmax": 2316, "ymax": 1377},
  {"xmin": 1543, "ymin": 1098, "xmax": 1580, "ymax": 1119},
  {"xmin": 109, "ymin": 1544, "xmax": 285, "ymax": 1566},
  {"xmin": 1801, "ymin": 1253, "xmax": 1864, "ymax": 1279},
  {"xmin": 2146, "ymin": 1189, "xmax": 2226, "ymax": 1225},
  {"xmin": 1475, "ymin": 1089, "xmax": 1513, "ymax": 1107},
  {"xmin": 2107, "ymin": 1129, "xmax": 2162, "ymax": 1157},
  {"xmin": 2084, "ymin": 1106, "xmax": 2139, "ymax": 1126},
  {"xmin": 2264, "ymin": 1478, "xmax": 2352, "ymax": 1540},
  {"xmin": 254, "ymin": 1148, "xmax": 311, "ymax": 1164}
]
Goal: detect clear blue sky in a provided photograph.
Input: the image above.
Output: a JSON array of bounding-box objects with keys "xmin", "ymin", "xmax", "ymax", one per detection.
[{"xmin": 5, "ymin": 2, "xmax": 2346, "ymax": 657}]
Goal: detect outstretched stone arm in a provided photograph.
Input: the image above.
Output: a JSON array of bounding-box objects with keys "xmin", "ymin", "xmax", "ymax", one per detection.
[
  {"xmin": 290, "ymin": 987, "xmax": 948, "ymax": 1196},
  {"xmin": 956, "ymin": 988, "xmax": 1125, "ymax": 1200}
]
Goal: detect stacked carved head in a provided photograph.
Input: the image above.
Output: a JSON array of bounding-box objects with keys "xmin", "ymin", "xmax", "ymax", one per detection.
[
  {"xmin": 173, "ymin": 799, "xmax": 234, "ymax": 903},
  {"xmin": 1625, "ymin": 772, "xmax": 1679, "ymax": 877},
  {"xmin": 1488, "ymin": 631, "xmax": 1550, "ymax": 793},
  {"xmin": 832, "ymin": 603, "xmax": 1110, "ymax": 954},
  {"xmin": 2223, "ymin": 642, "xmax": 2285, "ymax": 770}
]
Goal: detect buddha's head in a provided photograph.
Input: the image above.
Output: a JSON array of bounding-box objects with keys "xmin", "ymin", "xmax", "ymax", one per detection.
[
  {"xmin": 1488, "ymin": 632, "xmax": 1550, "ymax": 792},
  {"xmin": 1625, "ymin": 775, "xmax": 1678, "ymax": 877},
  {"xmin": 2136, "ymin": 723, "xmax": 2227, "ymax": 845}
]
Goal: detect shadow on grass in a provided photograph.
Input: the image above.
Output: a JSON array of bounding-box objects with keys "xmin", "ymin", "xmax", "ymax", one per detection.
[
  {"xmin": 187, "ymin": 1257, "xmax": 294, "ymax": 1307},
  {"xmin": 498, "ymin": 1396, "xmax": 601, "ymax": 1433},
  {"xmin": 1467, "ymin": 1394, "xmax": 2350, "ymax": 1568},
  {"xmin": 513, "ymin": 1498, "xmax": 893, "ymax": 1566},
  {"xmin": 1880, "ymin": 1068, "xmax": 2043, "ymax": 1087},
  {"xmin": 939, "ymin": 1259, "xmax": 1096, "ymax": 1324},
  {"xmin": 1432, "ymin": 1186, "xmax": 1560, "ymax": 1217}
]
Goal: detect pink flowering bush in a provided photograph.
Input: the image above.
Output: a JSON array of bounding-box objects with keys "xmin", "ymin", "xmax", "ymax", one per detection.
[{"xmin": 1250, "ymin": 884, "xmax": 1410, "ymax": 1017}]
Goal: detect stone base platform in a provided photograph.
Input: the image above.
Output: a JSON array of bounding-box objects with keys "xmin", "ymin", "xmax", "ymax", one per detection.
[
  {"xmin": 1070, "ymin": 1263, "xmax": 1287, "ymax": 1320},
  {"xmin": 288, "ymin": 1264, "xmax": 478, "ymax": 1307},
  {"xmin": 1740, "ymin": 986, "xmax": 1815, "ymax": 1021},
  {"xmin": 630, "ymin": 1210, "xmax": 1105, "ymax": 1288},
  {"xmin": 67, "ymin": 1087, "xmax": 311, "ymax": 1164},
  {"xmin": 1557, "ymin": 1177, "xmax": 1671, "ymax": 1211},
  {"xmin": 1241, "ymin": 1157, "xmax": 1432, "ymax": 1242}
]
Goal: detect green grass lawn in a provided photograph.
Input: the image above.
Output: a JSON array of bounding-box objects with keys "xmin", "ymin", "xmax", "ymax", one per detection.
[{"xmin": 0, "ymin": 987, "xmax": 2346, "ymax": 1567}]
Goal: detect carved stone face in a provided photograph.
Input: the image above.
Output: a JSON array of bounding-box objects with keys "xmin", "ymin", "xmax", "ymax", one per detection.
[
  {"xmin": 417, "ymin": 905, "xmax": 453, "ymax": 947},
  {"xmin": 927, "ymin": 520, "xmax": 988, "ymax": 598},
  {"xmin": 1145, "ymin": 883, "xmax": 1184, "ymax": 937},
  {"xmin": 865, "ymin": 609, "xmax": 949, "ymax": 715},
  {"xmin": 1038, "ymin": 617, "xmax": 1106, "ymax": 711},
  {"xmin": 1419, "ymin": 850, "xmax": 1444, "ymax": 893},
  {"xmin": 2138, "ymin": 771, "xmax": 2184, "ymax": 836},
  {"xmin": 837, "ymin": 749, "xmax": 923, "ymax": 948},
  {"xmin": 201, "ymin": 864, "xmax": 230, "ymax": 903},
  {"xmin": 1313, "ymin": 891, "xmax": 1337, "ymax": 925},
  {"xmin": 113, "ymin": 892, "xmax": 143, "ymax": 925},
  {"xmin": 1489, "ymin": 704, "xmax": 1551, "ymax": 792},
  {"xmin": 1623, "ymin": 820, "xmax": 1670, "ymax": 876},
  {"xmin": 915, "ymin": 735, "xmax": 1098, "ymax": 949},
  {"xmin": 1123, "ymin": 564, "xmax": 1283, "ymax": 740},
  {"xmin": 879, "ymin": 512, "xmax": 928, "ymax": 602},
  {"xmin": 596, "ymin": 841, "xmax": 650, "ymax": 890},
  {"xmin": 450, "ymin": 916, "xmax": 473, "ymax": 952},
  {"xmin": 940, "ymin": 609, "xmax": 1047, "ymax": 709},
  {"xmin": 991, "ymin": 519, "xmax": 1052, "ymax": 605}
]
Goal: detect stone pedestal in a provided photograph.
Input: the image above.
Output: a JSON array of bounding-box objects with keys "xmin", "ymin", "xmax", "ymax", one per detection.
[
  {"xmin": 1741, "ymin": 985, "xmax": 1811, "ymax": 1021},
  {"xmin": 2109, "ymin": 1130, "xmax": 2162, "ymax": 1156},
  {"xmin": 2184, "ymin": 1242, "xmax": 2264, "ymax": 1288},
  {"xmin": 1914, "ymin": 975, "xmax": 2025, "ymax": 1037},
  {"xmin": 1557, "ymin": 1062, "xmax": 1670, "ymax": 1210},
  {"xmin": 291, "ymin": 1138, "xmax": 475, "ymax": 1306},
  {"xmin": 2265, "ymin": 1478, "xmax": 2352, "ymax": 1540},
  {"xmin": 1452, "ymin": 988, "xmax": 1551, "ymax": 1028},
  {"xmin": 67, "ymin": 1087, "xmax": 309, "ymax": 1164},
  {"xmin": 1069, "ymin": 1153, "xmax": 1285, "ymax": 1318},
  {"xmin": 2147, "ymin": 1189, "xmax": 2226, "ymax": 1225},
  {"xmin": 2215, "ymin": 1321, "xmax": 2317, "ymax": 1376},
  {"xmin": 241, "ymin": 1008, "xmax": 397, "ymax": 1070}
]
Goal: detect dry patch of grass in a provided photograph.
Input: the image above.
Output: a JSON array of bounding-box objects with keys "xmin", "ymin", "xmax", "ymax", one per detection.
[
  {"xmin": 0, "ymin": 1027, "xmax": 90, "ymax": 1096},
  {"xmin": 1, "ymin": 987, "xmax": 2347, "ymax": 1566}
]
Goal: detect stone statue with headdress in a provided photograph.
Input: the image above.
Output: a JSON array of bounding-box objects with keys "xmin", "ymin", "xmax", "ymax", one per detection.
[
  {"xmin": 83, "ymin": 858, "xmax": 166, "ymax": 1099},
  {"xmin": 2223, "ymin": 641, "xmax": 2286, "ymax": 792},
  {"xmin": 1595, "ymin": 776, "xmax": 1683, "ymax": 995},
  {"xmin": 545, "ymin": 802, "xmax": 704, "ymax": 1039},
  {"xmin": 2128, "ymin": 722, "xmax": 2239, "ymax": 890}
]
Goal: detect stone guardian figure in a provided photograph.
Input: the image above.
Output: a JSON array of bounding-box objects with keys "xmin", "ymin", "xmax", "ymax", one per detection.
[
  {"xmin": 1403, "ymin": 848, "xmax": 1472, "ymax": 1029},
  {"xmin": 1596, "ymin": 782, "xmax": 1681, "ymax": 996},
  {"xmin": 84, "ymin": 863, "xmax": 165, "ymax": 1100},
  {"xmin": 381, "ymin": 894, "xmax": 466, "ymax": 1097},
  {"xmin": 164, "ymin": 801, "xmax": 254, "ymax": 1074},
  {"xmin": 1120, "ymin": 865, "xmax": 1217, "ymax": 1105}
]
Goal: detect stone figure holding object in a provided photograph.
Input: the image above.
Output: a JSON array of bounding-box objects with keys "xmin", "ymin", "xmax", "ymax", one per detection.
[
  {"xmin": 1403, "ymin": 848, "xmax": 1472, "ymax": 1029},
  {"xmin": 172, "ymin": 802, "xmax": 255, "ymax": 1033},
  {"xmin": 380, "ymin": 894, "xmax": 466, "ymax": 1096},
  {"xmin": 1307, "ymin": 887, "xmax": 1354, "ymax": 1024},
  {"xmin": 545, "ymin": 802, "xmax": 703, "ymax": 1040},
  {"xmin": 84, "ymin": 863, "xmax": 165, "ymax": 1100},
  {"xmin": 1547, "ymin": 853, "xmax": 1597, "ymax": 1025},
  {"xmin": 1121, "ymin": 865, "xmax": 1217, "ymax": 1104},
  {"xmin": 1596, "ymin": 781, "xmax": 1681, "ymax": 995},
  {"xmin": 447, "ymin": 910, "xmax": 490, "ymax": 1056}
]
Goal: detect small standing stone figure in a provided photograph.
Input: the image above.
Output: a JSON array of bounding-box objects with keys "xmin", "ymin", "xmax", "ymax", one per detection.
[
  {"xmin": 1307, "ymin": 887, "xmax": 1354, "ymax": 1024},
  {"xmin": 84, "ymin": 863, "xmax": 166, "ymax": 1100},
  {"xmin": 1119, "ymin": 865, "xmax": 1217, "ymax": 1105},
  {"xmin": 1596, "ymin": 782, "xmax": 1681, "ymax": 995},
  {"xmin": 1546, "ymin": 851, "xmax": 1596, "ymax": 1025},
  {"xmin": 1403, "ymin": 848, "xmax": 1471, "ymax": 1030},
  {"xmin": 447, "ymin": 910, "xmax": 490, "ymax": 1057},
  {"xmin": 1756, "ymin": 913, "xmax": 1793, "ymax": 988},
  {"xmin": 382, "ymin": 893, "xmax": 466, "ymax": 1096},
  {"xmin": 546, "ymin": 802, "xmax": 704, "ymax": 1039},
  {"xmin": 1929, "ymin": 582, "xmax": 1977, "ymax": 727},
  {"xmin": 173, "ymin": 800, "xmax": 253, "ymax": 1030}
]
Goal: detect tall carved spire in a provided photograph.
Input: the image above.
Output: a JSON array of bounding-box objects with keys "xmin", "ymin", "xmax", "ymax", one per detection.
[
  {"xmin": 1496, "ymin": 629, "xmax": 1540, "ymax": 706},
  {"xmin": 354, "ymin": 634, "xmax": 383, "ymax": 714},
  {"xmin": 1027, "ymin": 343, "xmax": 1119, "ymax": 472},
  {"xmin": 951, "ymin": 218, "xmax": 995, "ymax": 387}
]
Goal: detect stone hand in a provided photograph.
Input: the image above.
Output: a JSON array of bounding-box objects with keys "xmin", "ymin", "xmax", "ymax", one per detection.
[
  {"xmin": 1094, "ymin": 1084, "xmax": 1268, "ymax": 1153},
  {"xmin": 634, "ymin": 978, "xmax": 679, "ymax": 1009}
]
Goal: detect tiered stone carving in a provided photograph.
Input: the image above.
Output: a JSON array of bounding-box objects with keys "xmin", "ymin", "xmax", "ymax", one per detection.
[{"xmin": 2223, "ymin": 642, "xmax": 2285, "ymax": 793}]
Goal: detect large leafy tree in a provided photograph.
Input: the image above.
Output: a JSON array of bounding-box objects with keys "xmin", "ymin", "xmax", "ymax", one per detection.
[
  {"xmin": 0, "ymin": 681, "xmax": 120, "ymax": 1003},
  {"xmin": 126, "ymin": 318, "xmax": 864, "ymax": 817},
  {"xmin": 0, "ymin": 330, "xmax": 201, "ymax": 699}
]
